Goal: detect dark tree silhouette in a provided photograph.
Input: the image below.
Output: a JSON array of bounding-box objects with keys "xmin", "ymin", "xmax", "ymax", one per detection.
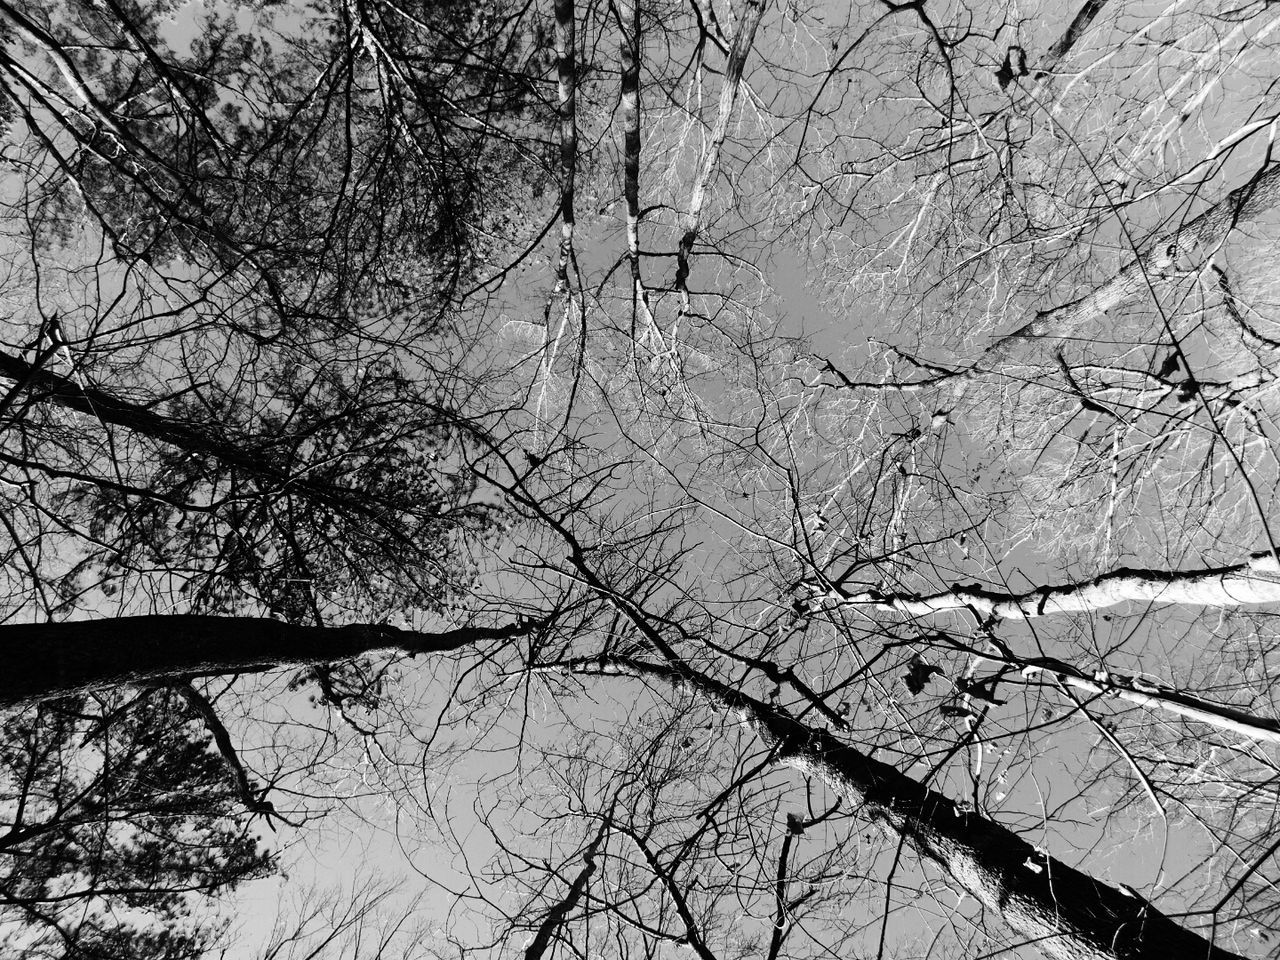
[
  {"xmin": 1, "ymin": 690, "xmax": 274, "ymax": 959},
  {"xmin": 3, "ymin": 0, "xmax": 1280, "ymax": 958}
]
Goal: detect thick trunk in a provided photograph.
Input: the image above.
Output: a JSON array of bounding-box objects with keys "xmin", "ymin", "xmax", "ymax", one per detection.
[
  {"xmin": 580, "ymin": 657, "xmax": 1246, "ymax": 960},
  {"xmin": 619, "ymin": 0, "xmax": 642, "ymax": 263},
  {"xmin": 773, "ymin": 728, "xmax": 1243, "ymax": 960},
  {"xmin": 0, "ymin": 615, "xmax": 533, "ymax": 707},
  {"xmin": 829, "ymin": 553, "xmax": 1280, "ymax": 619}
]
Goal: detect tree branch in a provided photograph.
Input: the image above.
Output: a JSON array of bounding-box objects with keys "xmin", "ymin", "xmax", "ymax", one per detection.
[
  {"xmin": 174, "ymin": 682, "xmax": 289, "ymax": 823},
  {"xmin": 575, "ymin": 655, "xmax": 1246, "ymax": 960},
  {"xmin": 523, "ymin": 817, "xmax": 609, "ymax": 960},
  {"xmin": 0, "ymin": 614, "xmax": 542, "ymax": 707},
  {"xmin": 827, "ymin": 553, "xmax": 1280, "ymax": 619}
]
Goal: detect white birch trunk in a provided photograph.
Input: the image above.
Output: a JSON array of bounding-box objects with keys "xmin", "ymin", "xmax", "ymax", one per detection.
[
  {"xmin": 673, "ymin": 0, "xmax": 765, "ymax": 297},
  {"xmin": 829, "ymin": 553, "xmax": 1280, "ymax": 619}
]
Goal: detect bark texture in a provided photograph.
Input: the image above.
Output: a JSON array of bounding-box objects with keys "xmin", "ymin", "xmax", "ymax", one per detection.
[
  {"xmin": 969, "ymin": 162, "xmax": 1280, "ymax": 378},
  {"xmin": 552, "ymin": 0, "xmax": 577, "ymax": 286},
  {"xmin": 0, "ymin": 615, "xmax": 534, "ymax": 706},
  {"xmin": 673, "ymin": 0, "xmax": 765, "ymax": 296},
  {"xmin": 579, "ymin": 656, "xmax": 1247, "ymax": 960},
  {"xmin": 830, "ymin": 553, "xmax": 1280, "ymax": 619}
]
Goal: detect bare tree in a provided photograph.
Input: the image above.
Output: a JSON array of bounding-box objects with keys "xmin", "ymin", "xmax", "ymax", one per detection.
[{"xmin": 4, "ymin": 1, "xmax": 1280, "ymax": 959}]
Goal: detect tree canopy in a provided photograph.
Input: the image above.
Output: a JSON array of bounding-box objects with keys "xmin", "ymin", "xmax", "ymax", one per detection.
[{"xmin": 3, "ymin": 0, "xmax": 1280, "ymax": 958}]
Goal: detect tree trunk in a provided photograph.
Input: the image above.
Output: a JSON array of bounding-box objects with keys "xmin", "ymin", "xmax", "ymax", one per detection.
[
  {"xmin": 828, "ymin": 553, "xmax": 1280, "ymax": 619},
  {"xmin": 823, "ymin": 165, "xmax": 1280, "ymax": 397},
  {"xmin": 552, "ymin": 0, "xmax": 576, "ymax": 287},
  {"xmin": 0, "ymin": 615, "xmax": 534, "ymax": 706},
  {"xmin": 673, "ymin": 0, "xmax": 765, "ymax": 296},
  {"xmin": 1042, "ymin": 0, "xmax": 1112, "ymax": 73},
  {"xmin": 580, "ymin": 656, "xmax": 1247, "ymax": 960},
  {"xmin": 970, "ymin": 162, "xmax": 1280, "ymax": 376}
]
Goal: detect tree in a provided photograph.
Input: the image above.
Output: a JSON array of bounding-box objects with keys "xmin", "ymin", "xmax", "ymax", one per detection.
[
  {"xmin": 454, "ymin": 0, "xmax": 1280, "ymax": 954},
  {"xmin": 0, "ymin": 615, "xmax": 544, "ymax": 708},
  {"xmin": 0, "ymin": 0, "xmax": 552, "ymax": 952},
  {"xmin": 0, "ymin": 690, "xmax": 273, "ymax": 959},
  {"xmin": 5, "ymin": 0, "xmax": 1280, "ymax": 958}
]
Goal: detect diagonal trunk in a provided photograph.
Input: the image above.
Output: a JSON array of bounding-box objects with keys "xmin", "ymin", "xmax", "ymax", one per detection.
[
  {"xmin": 1041, "ymin": 0, "xmax": 1112, "ymax": 75},
  {"xmin": 823, "ymin": 164, "xmax": 1280, "ymax": 396},
  {"xmin": 0, "ymin": 615, "xmax": 536, "ymax": 707},
  {"xmin": 828, "ymin": 552, "xmax": 1280, "ymax": 619},
  {"xmin": 0, "ymin": 349, "xmax": 480, "ymax": 534},
  {"xmin": 523, "ymin": 818, "xmax": 610, "ymax": 960},
  {"xmin": 0, "ymin": 349, "xmax": 375, "ymax": 512},
  {"xmin": 944, "ymin": 635, "xmax": 1280, "ymax": 746},
  {"xmin": 965, "ymin": 163, "xmax": 1280, "ymax": 381},
  {"xmin": 580, "ymin": 656, "xmax": 1245, "ymax": 960}
]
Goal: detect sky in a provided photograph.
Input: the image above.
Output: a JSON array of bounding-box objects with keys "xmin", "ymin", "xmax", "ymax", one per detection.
[{"xmin": 6, "ymin": 0, "xmax": 1280, "ymax": 957}]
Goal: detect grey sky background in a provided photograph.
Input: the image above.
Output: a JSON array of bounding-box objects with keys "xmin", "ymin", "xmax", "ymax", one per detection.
[{"xmin": 5, "ymin": 0, "xmax": 1280, "ymax": 957}]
